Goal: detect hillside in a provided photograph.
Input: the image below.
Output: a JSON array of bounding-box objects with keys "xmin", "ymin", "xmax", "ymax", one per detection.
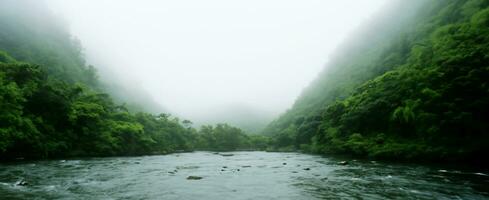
[
  {"xmin": 0, "ymin": 1, "xmax": 267, "ymax": 159},
  {"xmin": 0, "ymin": 7, "xmax": 197, "ymax": 158},
  {"xmin": 265, "ymin": 0, "xmax": 489, "ymax": 162}
]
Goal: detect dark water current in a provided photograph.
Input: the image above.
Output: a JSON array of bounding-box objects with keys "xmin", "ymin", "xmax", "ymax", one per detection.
[{"xmin": 1, "ymin": 151, "xmax": 488, "ymax": 199}]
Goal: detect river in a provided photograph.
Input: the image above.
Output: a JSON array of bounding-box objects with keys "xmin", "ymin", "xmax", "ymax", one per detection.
[{"xmin": 0, "ymin": 151, "xmax": 488, "ymax": 199}]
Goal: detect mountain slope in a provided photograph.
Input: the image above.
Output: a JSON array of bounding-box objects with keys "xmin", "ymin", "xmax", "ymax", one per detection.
[
  {"xmin": 0, "ymin": 0, "xmax": 97, "ymax": 86},
  {"xmin": 0, "ymin": 1, "xmax": 270, "ymax": 159},
  {"xmin": 265, "ymin": 0, "xmax": 489, "ymax": 162}
]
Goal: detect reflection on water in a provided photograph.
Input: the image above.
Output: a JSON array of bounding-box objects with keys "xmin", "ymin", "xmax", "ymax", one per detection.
[{"xmin": 0, "ymin": 152, "xmax": 488, "ymax": 199}]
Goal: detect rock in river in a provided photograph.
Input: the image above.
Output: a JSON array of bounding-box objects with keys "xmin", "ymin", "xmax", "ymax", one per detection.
[{"xmin": 187, "ymin": 176, "xmax": 203, "ymax": 180}]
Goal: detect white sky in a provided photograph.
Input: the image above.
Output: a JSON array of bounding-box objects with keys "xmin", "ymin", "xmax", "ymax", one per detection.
[{"xmin": 47, "ymin": 0, "xmax": 388, "ymax": 122}]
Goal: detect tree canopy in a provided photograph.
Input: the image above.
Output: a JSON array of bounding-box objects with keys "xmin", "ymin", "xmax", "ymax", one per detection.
[{"xmin": 264, "ymin": 0, "xmax": 489, "ymax": 162}]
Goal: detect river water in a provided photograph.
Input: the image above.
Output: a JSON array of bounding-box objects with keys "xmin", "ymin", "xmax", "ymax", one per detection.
[{"xmin": 0, "ymin": 151, "xmax": 488, "ymax": 199}]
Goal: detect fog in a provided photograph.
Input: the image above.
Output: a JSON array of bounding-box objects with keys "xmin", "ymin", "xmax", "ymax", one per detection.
[{"xmin": 46, "ymin": 0, "xmax": 387, "ymax": 130}]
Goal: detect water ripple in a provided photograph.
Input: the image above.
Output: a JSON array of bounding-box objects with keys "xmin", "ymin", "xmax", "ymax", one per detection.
[{"xmin": 0, "ymin": 152, "xmax": 488, "ymax": 200}]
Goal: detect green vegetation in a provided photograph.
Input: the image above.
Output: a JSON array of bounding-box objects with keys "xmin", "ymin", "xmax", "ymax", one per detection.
[
  {"xmin": 0, "ymin": 50, "xmax": 269, "ymax": 160},
  {"xmin": 195, "ymin": 124, "xmax": 271, "ymax": 151},
  {"xmin": 0, "ymin": 1, "xmax": 268, "ymax": 160},
  {"xmin": 265, "ymin": 0, "xmax": 489, "ymax": 162}
]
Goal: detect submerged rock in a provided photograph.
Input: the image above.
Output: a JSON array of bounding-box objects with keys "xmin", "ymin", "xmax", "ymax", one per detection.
[
  {"xmin": 303, "ymin": 168, "xmax": 311, "ymax": 171},
  {"xmin": 187, "ymin": 176, "xmax": 203, "ymax": 180},
  {"xmin": 221, "ymin": 153, "xmax": 234, "ymax": 157},
  {"xmin": 176, "ymin": 166, "xmax": 199, "ymax": 170}
]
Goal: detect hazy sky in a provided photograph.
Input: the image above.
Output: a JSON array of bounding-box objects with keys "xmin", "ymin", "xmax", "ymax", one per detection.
[{"xmin": 47, "ymin": 0, "xmax": 387, "ymax": 122}]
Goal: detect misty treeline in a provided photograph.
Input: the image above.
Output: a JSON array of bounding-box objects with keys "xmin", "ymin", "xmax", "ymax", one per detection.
[
  {"xmin": 0, "ymin": 1, "xmax": 269, "ymax": 160},
  {"xmin": 265, "ymin": 0, "xmax": 489, "ymax": 162}
]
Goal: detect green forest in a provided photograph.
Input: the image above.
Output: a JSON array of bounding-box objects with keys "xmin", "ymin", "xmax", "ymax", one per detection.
[
  {"xmin": 0, "ymin": 51, "xmax": 268, "ymax": 159},
  {"xmin": 0, "ymin": 1, "xmax": 268, "ymax": 160},
  {"xmin": 1, "ymin": 0, "xmax": 489, "ymax": 164},
  {"xmin": 265, "ymin": 0, "xmax": 489, "ymax": 162}
]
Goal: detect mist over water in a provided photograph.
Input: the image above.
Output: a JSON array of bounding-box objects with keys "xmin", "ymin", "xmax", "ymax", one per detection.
[{"xmin": 45, "ymin": 0, "xmax": 388, "ymax": 129}]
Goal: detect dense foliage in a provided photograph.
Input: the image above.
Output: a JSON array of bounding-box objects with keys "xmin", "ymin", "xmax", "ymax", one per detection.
[
  {"xmin": 265, "ymin": 0, "xmax": 489, "ymax": 162},
  {"xmin": 0, "ymin": 1, "xmax": 268, "ymax": 160},
  {"xmin": 0, "ymin": 52, "xmax": 270, "ymax": 159},
  {"xmin": 195, "ymin": 124, "xmax": 270, "ymax": 151},
  {"xmin": 0, "ymin": 1, "xmax": 97, "ymax": 87}
]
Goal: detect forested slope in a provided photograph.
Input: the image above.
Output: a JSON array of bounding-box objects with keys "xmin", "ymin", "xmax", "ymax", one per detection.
[
  {"xmin": 0, "ymin": 1, "xmax": 97, "ymax": 87},
  {"xmin": 265, "ymin": 0, "xmax": 489, "ymax": 162},
  {"xmin": 0, "ymin": 1, "xmax": 267, "ymax": 160}
]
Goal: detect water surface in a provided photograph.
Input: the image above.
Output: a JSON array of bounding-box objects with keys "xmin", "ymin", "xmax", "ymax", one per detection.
[{"xmin": 1, "ymin": 151, "xmax": 488, "ymax": 199}]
